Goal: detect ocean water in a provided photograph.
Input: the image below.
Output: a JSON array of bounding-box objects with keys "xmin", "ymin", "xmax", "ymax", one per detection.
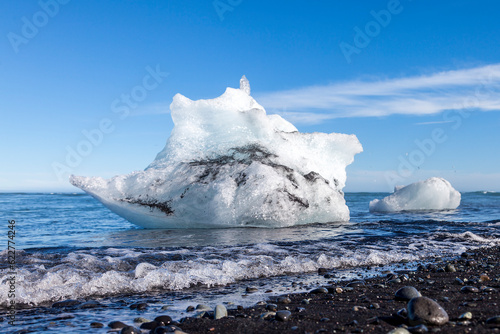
[{"xmin": 0, "ymin": 191, "xmax": 499, "ymax": 332}]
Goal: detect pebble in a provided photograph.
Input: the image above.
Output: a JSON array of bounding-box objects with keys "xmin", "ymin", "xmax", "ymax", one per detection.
[
  {"xmin": 458, "ymin": 312, "xmax": 472, "ymax": 320},
  {"xmin": 387, "ymin": 328, "xmax": 410, "ymax": 334},
  {"xmin": 129, "ymin": 302, "xmax": 148, "ymax": 310},
  {"xmin": 310, "ymin": 287, "xmax": 328, "ymax": 294},
  {"xmin": 275, "ymin": 310, "xmax": 292, "ymax": 322},
  {"xmin": 461, "ymin": 286, "xmax": 479, "ymax": 293},
  {"xmin": 486, "ymin": 316, "xmax": 500, "ymax": 324},
  {"xmin": 266, "ymin": 304, "xmax": 278, "ymax": 311},
  {"xmin": 395, "ymin": 286, "xmax": 422, "ymax": 301},
  {"xmin": 407, "ymin": 297, "xmax": 449, "ymax": 326},
  {"xmin": 52, "ymin": 299, "xmax": 81, "ymax": 308},
  {"xmin": 120, "ymin": 325, "xmax": 141, "ymax": 334},
  {"xmin": 90, "ymin": 322, "xmax": 104, "ymax": 328},
  {"xmin": 407, "ymin": 324, "xmax": 428, "ymax": 333},
  {"xmin": 481, "ymin": 286, "xmax": 497, "ymax": 293},
  {"xmin": 195, "ymin": 304, "xmax": 212, "ymax": 312},
  {"xmin": 79, "ymin": 300, "xmax": 102, "ymax": 309},
  {"xmin": 454, "ymin": 277, "xmax": 465, "ymax": 285},
  {"xmin": 215, "ymin": 304, "xmax": 227, "ymax": 319},
  {"xmin": 140, "ymin": 321, "xmax": 160, "ymax": 330},
  {"xmin": 259, "ymin": 312, "xmax": 275, "ymax": 320},
  {"xmin": 154, "ymin": 315, "xmax": 172, "ymax": 324},
  {"xmin": 246, "ymin": 287, "xmax": 258, "ymax": 293},
  {"xmin": 133, "ymin": 317, "xmax": 150, "ymax": 323},
  {"xmin": 346, "ymin": 281, "xmax": 365, "ymax": 288},
  {"xmin": 277, "ymin": 296, "xmax": 292, "ymax": 304},
  {"xmin": 108, "ymin": 321, "xmax": 128, "ymax": 329},
  {"xmin": 186, "ymin": 306, "xmax": 195, "ymax": 312},
  {"xmin": 445, "ymin": 264, "xmax": 456, "ymax": 272},
  {"xmin": 301, "ymin": 299, "xmax": 310, "ymax": 304}
]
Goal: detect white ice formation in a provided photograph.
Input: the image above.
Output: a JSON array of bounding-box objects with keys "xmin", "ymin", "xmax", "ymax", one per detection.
[
  {"xmin": 369, "ymin": 177, "xmax": 461, "ymax": 213},
  {"xmin": 70, "ymin": 77, "xmax": 363, "ymax": 228}
]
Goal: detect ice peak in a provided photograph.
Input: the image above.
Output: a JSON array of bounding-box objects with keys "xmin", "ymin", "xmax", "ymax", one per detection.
[{"xmin": 240, "ymin": 75, "xmax": 250, "ymax": 95}]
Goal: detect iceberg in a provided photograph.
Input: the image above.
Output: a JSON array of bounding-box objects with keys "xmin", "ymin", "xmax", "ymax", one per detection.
[
  {"xmin": 71, "ymin": 76, "xmax": 363, "ymax": 228},
  {"xmin": 369, "ymin": 177, "xmax": 461, "ymax": 213}
]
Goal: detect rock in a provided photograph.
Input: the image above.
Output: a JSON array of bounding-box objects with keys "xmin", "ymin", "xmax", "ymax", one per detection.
[
  {"xmin": 407, "ymin": 324, "xmax": 428, "ymax": 333},
  {"xmin": 301, "ymin": 299, "xmax": 310, "ymax": 304},
  {"xmin": 444, "ymin": 264, "xmax": 456, "ymax": 272},
  {"xmin": 458, "ymin": 312, "xmax": 472, "ymax": 320},
  {"xmin": 460, "ymin": 286, "xmax": 479, "ymax": 293},
  {"xmin": 120, "ymin": 325, "xmax": 141, "ymax": 334},
  {"xmin": 395, "ymin": 286, "xmax": 422, "ymax": 301},
  {"xmin": 134, "ymin": 317, "xmax": 151, "ymax": 323},
  {"xmin": 277, "ymin": 296, "xmax": 292, "ymax": 304},
  {"xmin": 79, "ymin": 300, "xmax": 102, "ymax": 309},
  {"xmin": 318, "ymin": 267, "xmax": 328, "ymax": 274},
  {"xmin": 346, "ymin": 281, "xmax": 365, "ymax": 288},
  {"xmin": 52, "ymin": 299, "xmax": 81, "ymax": 308},
  {"xmin": 90, "ymin": 322, "xmax": 104, "ymax": 328},
  {"xmin": 195, "ymin": 304, "xmax": 212, "ymax": 312},
  {"xmin": 275, "ymin": 310, "xmax": 292, "ymax": 322},
  {"xmin": 407, "ymin": 297, "xmax": 449, "ymax": 326},
  {"xmin": 186, "ymin": 305, "xmax": 195, "ymax": 312},
  {"xmin": 387, "ymin": 328, "xmax": 410, "ymax": 334},
  {"xmin": 266, "ymin": 304, "xmax": 278, "ymax": 311},
  {"xmin": 259, "ymin": 312, "xmax": 275, "ymax": 320},
  {"xmin": 108, "ymin": 321, "xmax": 128, "ymax": 329},
  {"xmin": 215, "ymin": 304, "xmax": 227, "ymax": 319},
  {"xmin": 154, "ymin": 315, "xmax": 172, "ymax": 324},
  {"xmin": 486, "ymin": 316, "xmax": 500, "ymax": 324},
  {"xmin": 310, "ymin": 287, "xmax": 328, "ymax": 294},
  {"xmin": 140, "ymin": 321, "xmax": 160, "ymax": 330},
  {"xmin": 454, "ymin": 277, "xmax": 464, "ymax": 285},
  {"xmin": 481, "ymin": 286, "xmax": 497, "ymax": 292},
  {"xmin": 129, "ymin": 302, "xmax": 148, "ymax": 310},
  {"xmin": 246, "ymin": 287, "xmax": 258, "ymax": 293}
]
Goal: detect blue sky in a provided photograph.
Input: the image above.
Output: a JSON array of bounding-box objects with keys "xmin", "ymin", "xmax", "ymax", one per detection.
[{"xmin": 1, "ymin": 0, "xmax": 499, "ymax": 192}]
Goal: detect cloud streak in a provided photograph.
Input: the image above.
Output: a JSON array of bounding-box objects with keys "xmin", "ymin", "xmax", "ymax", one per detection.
[{"xmin": 256, "ymin": 64, "xmax": 500, "ymax": 124}]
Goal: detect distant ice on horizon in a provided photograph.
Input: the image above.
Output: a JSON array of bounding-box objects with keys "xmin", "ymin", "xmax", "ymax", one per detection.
[
  {"xmin": 70, "ymin": 76, "xmax": 363, "ymax": 228},
  {"xmin": 369, "ymin": 177, "xmax": 461, "ymax": 213}
]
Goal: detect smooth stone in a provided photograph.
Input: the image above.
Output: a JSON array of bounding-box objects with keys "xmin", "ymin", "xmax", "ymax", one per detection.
[
  {"xmin": 458, "ymin": 312, "xmax": 472, "ymax": 320},
  {"xmin": 90, "ymin": 322, "xmax": 104, "ymax": 328},
  {"xmin": 246, "ymin": 287, "xmax": 258, "ymax": 293},
  {"xmin": 195, "ymin": 304, "xmax": 212, "ymax": 311},
  {"xmin": 481, "ymin": 286, "xmax": 497, "ymax": 292},
  {"xmin": 461, "ymin": 286, "xmax": 479, "ymax": 293},
  {"xmin": 52, "ymin": 299, "xmax": 81, "ymax": 308},
  {"xmin": 395, "ymin": 286, "xmax": 422, "ymax": 301},
  {"xmin": 301, "ymin": 299, "xmax": 310, "ymax": 304},
  {"xmin": 346, "ymin": 281, "xmax": 365, "ymax": 288},
  {"xmin": 277, "ymin": 296, "xmax": 292, "ymax": 304},
  {"xmin": 154, "ymin": 315, "xmax": 172, "ymax": 324},
  {"xmin": 310, "ymin": 287, "xmax": 328, "ymax": 294},
  {"xmin": 407, "ymin": 324, "xmax": 428, "ymax": 333},
  {"xmin": 445, "ymin": 264, "xmax": 456, "ymax": 272},
  {"xmin": 266, "ymin": 303, "xmax": 278, "ymax": 311},
  {"xmin": 129, "ymin": 302, "xmax": 148, "ymax": 310},
  {"xmin": 140, "ymin": 321, "xmax": 160, "ymax": 330},
  {"xmin": 387, "ymin": 328, "xmax": 410, "ymax": 334},
  {"xmin": 120, "ymin": 326, "xmax": 141, "ymax": 334},
  {"xmin": 275, "ymin": 310, "xmax": 292, "ymax": 322},
  {"xmin": 260, "ymin": 312, "xmax": 275, "ymax": 320},
  {"xmin": 79, "ymin": 300, "xmax": 102, "ymax": 309},
  {"xmin": 454, "ymin": 278, "xmax": 465, "ymax": 285},
  {"xmin": 108, "ymin": 321, "xmax": 128, "ymax": 329},
  {"xmin": 134, "ymin": 317, "xmax": 151, "ymax": 323},
  {"xmin": 186, "ymin": 305, "xmax": 195, "ymax": 312},
  {"xmin": 215, "ymin": 304, "xmax": 227, "ymax": 319},
  {"xmin": 407, "ymin": 297, "xmax": 449, "ymax": 326},
  {"xmin": 486, "ymin": 316, "xmax": 500, "ymax": 324}
]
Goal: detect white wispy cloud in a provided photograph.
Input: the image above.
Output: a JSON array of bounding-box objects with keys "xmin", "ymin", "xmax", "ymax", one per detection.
[{"xmin": 256, "ymin": 64, "xmax": 500, "ymax": 124}]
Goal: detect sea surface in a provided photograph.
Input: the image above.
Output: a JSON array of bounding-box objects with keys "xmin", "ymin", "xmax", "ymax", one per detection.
[{"xmin": 0, "ymin": 191, "xmax": 499, "ymax": 333}]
